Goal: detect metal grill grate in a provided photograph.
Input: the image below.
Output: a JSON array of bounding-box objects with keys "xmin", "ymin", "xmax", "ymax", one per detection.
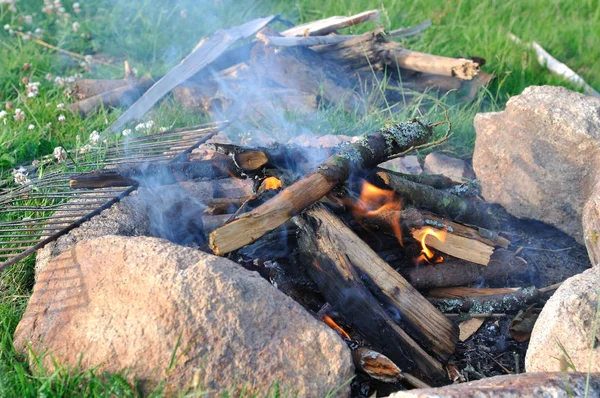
[{"xmin": 0, "ymin": 121, "xmax": 226, "ymax": 271}]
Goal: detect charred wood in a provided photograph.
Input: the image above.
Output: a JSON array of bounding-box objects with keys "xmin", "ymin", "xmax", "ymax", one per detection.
[
  {"xmin": 403, "ymin": 249, "xmax": 528, "ymax": 289},
  {"xmin": 428, "ymin": 286, "xmax": 540, "ymax": 314},
  {"xmin": 295, "ymin": 205, "xmax": 448, "ymax": 382},
  {"xmin": 209, "ymin": 119, "xmax": 434, "ymax": 255}
]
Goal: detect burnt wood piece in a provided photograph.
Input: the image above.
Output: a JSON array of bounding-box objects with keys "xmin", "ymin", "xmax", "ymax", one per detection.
[
  {"xmin": 69, "ymin": 159, "xmax": 237, "ymax": 189},
  {"xmin": 387, "ymin": 372, "xmax": 600, "ymax": 398},
  {"xmin": 203, "ymin": 197, "xmax": 248, "ymax": 215},
  {"xmin": 250, "ymin": 43, "xmax": 364, "ymax": 114},
  {"xmin": 428, "ymin": 286, "xmax": 540, "ymax": 313},
  {"xmin": 68, "ymin": 79, "xmax": 154, "ymax": 116},
  {"xmin": 209, "ymin": 120, "xmax": 434, "ymax": 255},
  {"xmin": 374, "ymin": 170, "xmax": 498, "ymax": 229},
  {"xmin": 403, "ymin": 249, "xmax": 528, "ymax": 289},
  {"xmin": 295, "ymin": 206, "xmax": 448, "ymax": 383}
]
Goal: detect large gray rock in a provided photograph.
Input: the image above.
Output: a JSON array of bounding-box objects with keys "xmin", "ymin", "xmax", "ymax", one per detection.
[
  {"xmin": 525, "ymin": 266, "xmax": 600, "ymax": 373},
  {"xmin": 473, "ymin": 86, "xmax": 600, "ymax": 244},
  {"xmin": 16, "ymin": 236, "xmax": 354, "ymax": 396}
]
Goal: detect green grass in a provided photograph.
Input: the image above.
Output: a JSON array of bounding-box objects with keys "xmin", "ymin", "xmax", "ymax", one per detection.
[{"xmin": 1, "ymin": 0, "xmax": 599, "ymax": 396}]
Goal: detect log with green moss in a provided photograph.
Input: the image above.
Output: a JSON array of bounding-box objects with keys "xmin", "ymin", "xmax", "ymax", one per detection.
[{"xmin": 209, "ymin": 119, "xmax": 434, "ymax": 255}]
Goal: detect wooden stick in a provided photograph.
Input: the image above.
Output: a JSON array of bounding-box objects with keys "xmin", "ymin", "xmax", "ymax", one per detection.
[
  {"xmin": 257, "ymin": 33, "xmax": 354, "ymax": 47},
  {"xmin": 388, "ymin": 20, "xmax": 432, "ymax": 39},
  {"xmin": 377, "ymin": 168, "xmax": 457, "ymax": 190},
  {"xmin": 412, "ymin": 226, "xmax": 494, "ymax": 266},
  {"xmin": 281, "ymin": 10, "xmax": 379, "ymax": 37},
  {"xmin": 429, "ymin": 287, "xmax": 520, "ymax": 298},
  {"xmin": 508, "ymin": 33, "xmax": 600, "ymax": 98},
  {"xmin": 403, "ymin": 249, "xmax": 528, "ymax": 289},
  {"xmin": 375, "ymin": 170, "xmax": 498, "ymax": 229},
  {"xmin": 299, "ymin": 205, "xmax": 458, "ymax": 363},
  {"xmin": 209, "ymin": 120, "xmax": 434, "ymax": 255},
  {"xmin": 295, "ymin": 206, "xmax": 448, "ymax": 382}
]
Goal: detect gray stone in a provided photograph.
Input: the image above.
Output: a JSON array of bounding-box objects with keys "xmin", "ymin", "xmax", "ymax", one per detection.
[
  {"xmin": 16, "ymin": 236, "xmax": 354, "ymax": 396},
  {"xmin": 473, "ymin": 85, "xmax": 600, "ymax": 243},
  {"xmin": 423, "ymin": 152, "xmax": 474, "ymax": 182},
  {"xmin": 525, "ymin": 266, "xmax": 600, "ymax": 373},
  {"xmin": 380, "ymin": 155, "xmax": 423, "ymax": 175}
]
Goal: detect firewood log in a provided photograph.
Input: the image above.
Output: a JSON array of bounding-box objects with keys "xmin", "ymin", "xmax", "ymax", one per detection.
[
  {"xmin": 68, "ymin": 79, "xmax": 154, "ymax": 116},
  {"xmin": 69, "ymin": 159, "xmax": 237, "ymax": 189},
  {"xmin": 71, "ymin": 78, "xmax": 130, "ymax": 100},
  {"xmin": 428, "ymin": 286, "xmax": 540, "ymax": 313},
  {"xmin": 374, "ymin": 170, "xmax": 498, "ymax": 228},
  {"xmin": 209, "ymin": 119, "xmax": 434, "ymax": 255},
  {"xmin": 295, "ymin": 205, "xmax": 449, "ymax": 383},
  {"xmin": 377, "ymin": 168, "xmax": 458, "ymax": 190},
  {"xmin": 412, "ymin": 226, "xmax": 494, "ymax": 266},
  {"xmin": 403, "ymin": 249, "xmax": 528, "ymax": 289}
]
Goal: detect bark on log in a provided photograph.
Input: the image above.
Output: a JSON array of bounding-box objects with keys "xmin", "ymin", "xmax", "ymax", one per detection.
[
  {"xmin": 375, "ymin": 170, "xmax": 498, "ymax": 229},
  {"xmin": 295, "ymin": 206, "xmax": 449, "ymax": 383},
  {"xmin": 298, "ymin": 206, "xmax": 457, "ymax": 362},
  {"xmin": 403, "ymin": 249, "xmax": 528, "ymax": 289},
  {"xmin": 428, "ymin": 286, "xmax": 539, "ymax": 313},
  {"xmin": 69, "ymin": 159, "xmax": 237, "ymax": 189},
  {"xmin": 377, "ymin": 169, "xmax": 457, "ymax": 190},
  {"xmin": 209, "ymin": 120, "xmax": 434, "ymax": 255},
  {"xmin": 68, "ymin": 79, "xmax": 154, "ymax": 116},
  {"xmin": 387, "ymin": 372, "xmax": 600, "ymax": 398}
]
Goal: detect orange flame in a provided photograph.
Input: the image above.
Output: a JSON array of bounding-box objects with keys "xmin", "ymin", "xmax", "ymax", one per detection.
[
  {"xmin": 262, "ymin": 177, "xmax": 282, "ymax": 191},
  {"xmin": 323, "ymin": 315, "xmax": 351, "ymax": 340},
  {"xmin": 415, "ymin": 227, "xmax": 447, "ymax": 264},
  {"xmin": 352, "ymin": 181, "xmax": 403, "ymax": 246}
]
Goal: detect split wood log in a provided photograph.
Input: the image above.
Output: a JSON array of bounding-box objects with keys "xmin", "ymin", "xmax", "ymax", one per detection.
[
  {"xmin": 387, "ymin": 372, "xmax": 600, "ymax": 398},
  {"xmin": 403, "ymin": 249, "xmax": 528, "ymax": 289},
  {"xmin": 209, "ymin": 119, "xmax": 434, "ymax": 255},
  {"xmin": 69, "ymin": 159, "xmax": 237, "ymax": 189},
  {"xmin": 412, "ymin": 226, "xmax": 494, "ymax": 266},
  {"xmin": 298, "ymin": 206, "xmax": 457, "ymax": 359},
  {"xmin": 104, "ymin": 16, "xmax": 275, "ymax": 134},
  {"xmin": 352, "ymin": 347, "xmax": 430, "ymax": 388},
  {"xmin": 249, "ymin": 43, "xmax": 364, "ymax": 114},
  {"xmin": 295, "ymin": 206, "xmax": 449, "ymax": 382},
  {"xmin": 68, "ymin": 79, "xmax": 154, "ymax": 116},
  {"xmin": 281, "ymin": 10, "xmax": 379, "ymax": 37},
  {"xmin": 428, "ymin": 286, "xmax": 540, "ymax": 313},
  {"xmin": 374, "ymin": 169, "xmax": 498, "ymax": 229}
]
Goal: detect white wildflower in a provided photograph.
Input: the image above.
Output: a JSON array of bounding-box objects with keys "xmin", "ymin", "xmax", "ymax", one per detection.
[
  {"xmin": 45, "ymin": 73, "xmax": 53, "ymax": 81},
  {"xmin": 26, "ymin": 81, "xmax": 40, "ymax": 98},
  {"xmin": 22, "ymin": 34, "xmax": 31, "ymax": 41},
  {"xmin": 14, "ymin": 108, "xmax": 25, "ymax": 121},
  {"xmin": 54, "ymin": 76, "xmax": 66, "ymax": 86},
  {"xmin": 79, "ymin": 144, "xmax": 92, "ymax": 154},
  {"xmin": 84, "ymin": 54, "xmax": 92, "ymax": 64},
  {"xmin": 73, "ymin": 2, "xmax": 80, "ymax": 13},
  {"xmin": 3, "ymin": 24, "xmax": 10, "ymax": 31},
  {"xmin": 53, "ymin": 146, "xmax": 67, "ymax": 162},
  {"xmin": 0, "ymin": 110, "xmax": 7, "ymax": 118},
  {"xmin": 66, "ymin": 76, "xmax": 75, "ymax": 83},
  {"xmin": 72, "ymin": 21, "xmax": 80, "ymax": 32},
  {"xmin": 144, "ymin": 120, "xmax": 154, "ymax": 129},
  {"xmin": 28, "ymin": 124, "xmax": 35, "ymax": 130},
  {"xmin": 46, "ymin": 122, "xmax": 52, "ymax": 127},
  {"xmin": 32, "ymin": 159, "xmax": 39, "ymax": 166},
  {"xmin": 122, "ymin": 129, "xmax": 131, "ymax": 137},
  {"xmin": 79, "ymin": 61, "xmax": 87, "ymax": 68},
  {"xmin": 134, "ymin": 122, "xmax": 146, "ymax": 131},
  {"xmin": 89, "ymin": 130, "xmax": 100, "ymax": 144},
  {"xmin": 24, "ymin": 15, "xmax": 33, "ymax": 24},
  {"xmin": 159, "ymin": 126, "xmax": 168, "ymax": 132},
  {"xmin": 56, "ymin": 102, "xmax": 64, "ymax": 109},
  {"xmin": 57, "ymin": 114, "xmax": 66, "ymax": 122},
  {"xmin": 34, "ymin": 27, "xmax": 43, "ymax": 37},
  {"xmin": 75, "ymin": 134, "xmax": 80, "ymax": 141}
]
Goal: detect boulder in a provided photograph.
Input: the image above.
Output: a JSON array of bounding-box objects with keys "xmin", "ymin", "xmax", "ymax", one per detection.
[
  {"xmin": 380, "ymin": 155, "xmax": 423, "ymax": 175},
  {"xmin": 423, "ymin": 152, "xmax": 474, "ymax": 183},
  {"xmin": 525, "ymin": 266, "xmax": 600, "ymax": 373},
  {"xmin": 386, "ymin": 372, "xmax": 600, "ymax": 397},
  {"xmin": 473, "ymin": 85, "xmax": 600, "ymax": 244},
  {"xmin": 16, "ymin": 236, "xmax": 354, "ymax": 396}
]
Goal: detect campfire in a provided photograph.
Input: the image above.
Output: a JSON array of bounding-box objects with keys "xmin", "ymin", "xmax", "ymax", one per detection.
[{"xmin": 0, "ymin": 9, "xmax": 594, "ymax": 397}]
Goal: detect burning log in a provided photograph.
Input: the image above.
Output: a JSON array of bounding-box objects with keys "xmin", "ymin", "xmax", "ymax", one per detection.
[
  {"xmin": 209, "ymin": 119, "xmax": 434, "ymax": 255},
  {"xmin": 295, "ymin": 206, "xmax": 449, "ymax": 382},
  {"xmin": 68, "ymin": 79, "xmax": 154, "ymax": 116},
  {"xmin": 69, "ymin": 159, "xmax": 237, "ymax": 189},
  {"xmin": 412, "ymin": 226, "xmax": 494, "ymax": 266},
  {"xmin": 403, "ymin": 249, "xmax": 528, "ymax": 289},
  {"xmin": 375, "ymin": 170, "xmax": 498, "ymax": 229}
]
